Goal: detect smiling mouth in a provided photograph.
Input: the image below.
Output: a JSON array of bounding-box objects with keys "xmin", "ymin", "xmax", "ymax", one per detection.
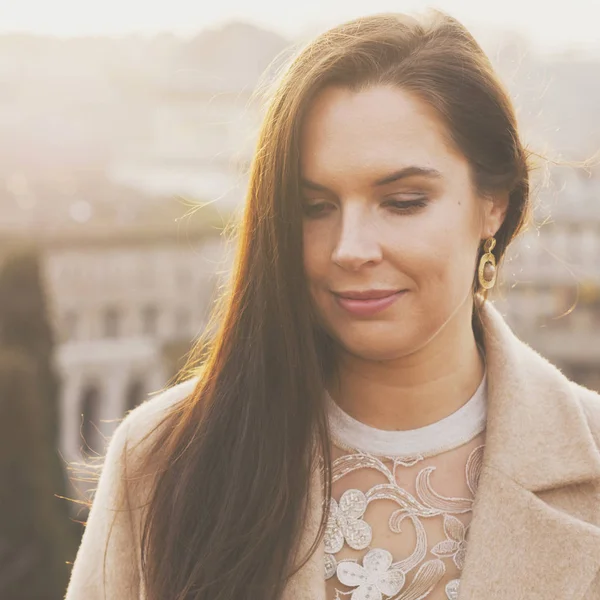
[
  {"xmin": 332, "ymin": 289, "xmax": 408, "ymax": 316},
  {"xmin": 333, "ymin": 289, "xmax": 406, "ymax": 300}
]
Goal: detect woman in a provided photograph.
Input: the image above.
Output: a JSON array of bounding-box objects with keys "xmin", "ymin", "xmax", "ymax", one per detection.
[{"xmin": 65, "ymin": 10, "xmax": 600, "ymax": 600}]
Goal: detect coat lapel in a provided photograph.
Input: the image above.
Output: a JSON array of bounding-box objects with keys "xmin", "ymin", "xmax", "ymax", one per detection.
[
  {"xmin": 457, "ymin": 465, "xmax": 600, "ymax": 599},
  {"xmin": 458, "ymin": 302, "xmax": 600, "ymax": 599},
  {"xmin": 283, "ymin": 302, "xmax": 600, "ymax": 599}
]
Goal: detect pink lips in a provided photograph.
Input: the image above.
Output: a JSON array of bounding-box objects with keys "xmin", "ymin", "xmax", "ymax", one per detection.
[{"xmin": 333, "ymin": 289, "xmax": 408, "ymax": 317}]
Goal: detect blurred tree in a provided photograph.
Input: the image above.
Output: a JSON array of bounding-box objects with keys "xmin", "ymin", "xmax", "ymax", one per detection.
[
  {"xmin": 0, "ymin": 249, "xmax": 78, "ymax": 599},
  {"xmin": 0, "ymin": 251, "xmax": 66, "ymax": 506},
  {"xmin": 0, "ymin": 349, "xmax": 75, "ymax": 599}
]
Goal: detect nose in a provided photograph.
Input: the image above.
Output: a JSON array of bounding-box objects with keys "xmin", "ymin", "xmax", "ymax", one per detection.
[{"xmin": 331, "ymin": 205, "xmax": 383, "ymax": 271}]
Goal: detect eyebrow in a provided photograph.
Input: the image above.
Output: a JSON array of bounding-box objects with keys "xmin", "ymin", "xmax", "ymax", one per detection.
[
  {"xmin": 300, "ymin": 166, "xmax": 442, "ymax": 192},
  {"xmin": 374, "ymin": 166, "xmax": 443, "ymax": 186}
]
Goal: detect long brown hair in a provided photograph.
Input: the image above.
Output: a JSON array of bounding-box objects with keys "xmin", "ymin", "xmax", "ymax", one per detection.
[{"xmin": 134, "ymin": 10, "xmax": 531, "ymax": 599}]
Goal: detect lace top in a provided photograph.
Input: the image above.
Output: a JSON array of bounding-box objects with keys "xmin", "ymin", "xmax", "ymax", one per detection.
[{"xmin": 324, "ymin": 372, "xmax": 488, "ymax": 600}]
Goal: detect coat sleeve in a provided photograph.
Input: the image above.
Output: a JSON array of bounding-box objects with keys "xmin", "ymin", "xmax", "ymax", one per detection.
[
  {"xmin": 64, "ymin": 418, "xmax": 142, "ymax": 600},
  {"xmin": 64, "ymin": 377, "xmax": 198, "ymax": 600}
]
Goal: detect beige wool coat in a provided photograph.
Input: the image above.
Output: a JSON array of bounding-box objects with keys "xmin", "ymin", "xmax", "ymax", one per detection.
[{"xmin": 65, "ymin": 301, "xmax": 600, "ymax": 600}]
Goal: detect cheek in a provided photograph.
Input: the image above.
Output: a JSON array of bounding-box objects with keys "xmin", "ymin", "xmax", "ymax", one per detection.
[
  {"xmin": 402, "ymin": 216, "xmax": 477, "ymax": 289},
  {"xmin": 413, "ymin": 233, "xmax": 478, "ymax": 302},
  {"xmin": 302, "ymin": 223, "xmax": 329, "ymax": 281}
]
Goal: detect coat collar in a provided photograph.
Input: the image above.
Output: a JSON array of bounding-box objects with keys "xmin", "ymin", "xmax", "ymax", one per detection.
[
  {"xmin": 457, "ymin": 301, "xmax": 600, "ymax": 599},
  {"xmin": 477, "ymin": 301, "xmax": 600, "ymax": 492},
  {"xmin": 283, "ymin": 301, "xmax": 600, "ymax": 600}
]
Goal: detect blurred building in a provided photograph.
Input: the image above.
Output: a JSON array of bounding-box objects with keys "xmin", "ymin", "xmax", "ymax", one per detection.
[
  {"xmin": 495, "ymin": 167, "xmax": 600, "ymax": 390},
  {"xmin": 106, "ymin": 73, "xmax": 259, "ymax": 210},
  {"xmin": 107, "ymin": 22, "xmax": 291, "ymax": 209},
  {"xmin": 0, "ymin": 172, "xmax": 231, "ymax": 509},
  {"xmin": 42, "ymin": 227, "xmax": 226, "ymax": 462}
]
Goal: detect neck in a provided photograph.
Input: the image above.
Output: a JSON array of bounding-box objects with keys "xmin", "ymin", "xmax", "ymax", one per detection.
[{"xmin": 327, "ymin": 306, "xmax": 485, "ymax": 432}]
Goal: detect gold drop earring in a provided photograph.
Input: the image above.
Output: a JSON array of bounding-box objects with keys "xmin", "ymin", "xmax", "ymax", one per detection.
[{"xmin": 478, "ymin": 236, "xmax": 497, "ymax": 292}]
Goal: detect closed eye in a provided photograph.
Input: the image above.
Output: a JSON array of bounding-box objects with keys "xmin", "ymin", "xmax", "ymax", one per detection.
[
  {"xmin": 384, "ymin": 197, "xmax": 428, "ymax": 213},
  {"xmin": 302, "ymin": 197, "xmax": 428, "ymax": 219},
  {"xmin": 302, "ymin": 201, "xmax": 335, "ymax": 219}
]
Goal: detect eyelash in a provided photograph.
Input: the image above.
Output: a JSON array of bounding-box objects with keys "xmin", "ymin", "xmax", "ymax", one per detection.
[
  {"xmin": 385, "ymin": 198, "xmax": 428, "ymax": 213},
  {"xmin": 302, "ymin": 197, "xmax": 428, "ymax": 219}
]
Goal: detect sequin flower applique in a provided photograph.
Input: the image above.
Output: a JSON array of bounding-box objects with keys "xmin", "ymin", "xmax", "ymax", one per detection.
[
  {"xmin": 445, "ymin": 579, "xmax": 460, "ymax": 600},
  {"xmin": 325, "ymin": 553, "xmax": 338, "ymax": 580},
  {"xmin": 336, "ymin": 548, "xmax": 405, "ymax": 600},
  {"xmin": 324, "ymin": 489, "xmax": 372, "ymax": 553}
]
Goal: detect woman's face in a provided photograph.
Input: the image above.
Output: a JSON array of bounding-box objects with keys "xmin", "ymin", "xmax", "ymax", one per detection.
[{"xmin": 300, "ymin": 84, "xmax": 507, "ymax": 361}]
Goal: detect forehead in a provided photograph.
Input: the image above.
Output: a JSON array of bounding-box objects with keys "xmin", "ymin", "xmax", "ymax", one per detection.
[{"xmin": 299, "ymin": 84, "xmax": 465, "ymax": 182}]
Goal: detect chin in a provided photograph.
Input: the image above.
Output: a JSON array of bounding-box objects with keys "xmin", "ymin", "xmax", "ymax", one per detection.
[
  {"xmin": 331, "ymin": 325, "xmax": 420, "ymax": 362},
  {"xmin": 343, "ymin": 340, "xmax": 414, "ymax": 362}
]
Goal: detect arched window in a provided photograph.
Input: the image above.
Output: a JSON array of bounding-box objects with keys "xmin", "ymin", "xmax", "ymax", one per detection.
[
  {"xmin": 80, "ymin": 384, "xmax": 101, "ymax": 456},
  {"xmin": 125, "ymin": 379, "xmax": 145, "ymax": 414}
]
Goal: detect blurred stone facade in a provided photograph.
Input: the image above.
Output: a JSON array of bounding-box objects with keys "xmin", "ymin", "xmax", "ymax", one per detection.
[
  {"xmin": 32, "ymin": 226, "xmax": 229, "ymax": 507},
  {"xmin": 495, "ymin": 167, "xmax": 600, "ymax": 391}
]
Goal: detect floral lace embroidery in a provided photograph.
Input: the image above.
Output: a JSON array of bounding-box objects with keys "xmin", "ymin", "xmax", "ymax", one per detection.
[
  {"xmin": 325, "ymin": 443, "xmax": 484, "ymax": 600},
  {"xmin": 431, "ymin": 515, "xmax": 469, "ymax": 570}
]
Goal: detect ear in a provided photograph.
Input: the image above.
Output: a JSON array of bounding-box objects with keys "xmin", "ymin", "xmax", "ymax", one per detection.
[{"xmin": 481, "ymin": 191, "xmax": 509, "ymax": 239}]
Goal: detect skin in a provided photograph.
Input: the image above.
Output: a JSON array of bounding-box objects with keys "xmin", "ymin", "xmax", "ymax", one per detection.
[{"xmin": 301, "ymin": 84, "xmax": 508, "ymax": 431}]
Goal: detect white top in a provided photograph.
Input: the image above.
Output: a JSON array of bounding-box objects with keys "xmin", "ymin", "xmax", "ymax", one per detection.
[
  {"xmin": 323, "ymin": 370, "xmax": 489, "ymax": 600},
  {"xmin": 326, "ymin": 372, "xmax": 488, "ymax": 458}
]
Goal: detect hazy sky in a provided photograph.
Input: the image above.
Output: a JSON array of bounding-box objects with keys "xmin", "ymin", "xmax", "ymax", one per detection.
[{"xmin": 2, "ymin": 0, "xmax": 599, "ymax": 55}]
